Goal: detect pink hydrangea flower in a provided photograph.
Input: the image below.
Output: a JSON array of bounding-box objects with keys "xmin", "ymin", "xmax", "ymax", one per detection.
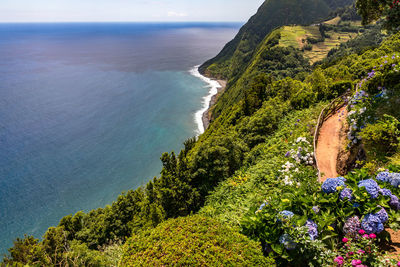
[
  {"xmin": 369, "ymin": 233, "xmax": 376, "ymax": 239},
  {"xmin": 334, "ymin": 256, "xmax": 344, "ymax": 265},
  {"xmin": 351, "ymin": 259, "xmax": 362, "ymax": 266}
]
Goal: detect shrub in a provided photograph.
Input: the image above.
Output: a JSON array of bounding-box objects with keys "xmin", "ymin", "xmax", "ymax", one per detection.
[
  {"xmin": 359, "ymin": 115, "xmax": 400, "ymax": 161},
  {"xmin": 121, "ymin": 215, "xmax": 273, "ymax": 266}
]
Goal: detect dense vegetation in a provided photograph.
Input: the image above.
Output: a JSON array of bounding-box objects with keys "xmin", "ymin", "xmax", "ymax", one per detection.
[
  {"xmin": 121, "ymin": 215, "xmax": 273, "ymax": 266},
  {"xmin": 3, "ymin": 0, "xmax": 400, "ymax": 266}
]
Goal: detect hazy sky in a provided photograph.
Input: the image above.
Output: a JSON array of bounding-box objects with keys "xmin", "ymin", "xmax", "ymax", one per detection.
[{"xmin": 0, "ymin": 0, "xmax": 265, "ymax": 22}]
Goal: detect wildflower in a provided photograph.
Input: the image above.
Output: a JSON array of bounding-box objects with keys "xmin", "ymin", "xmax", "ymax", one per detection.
[
  {"xmin": 342, "ymin": 237, "xmax": 349, "ymax": 243},
  {"xmin": 305, "ymin": 219, "xmax": 318, "ymax": 240},
  {"xmin": 279, "ymin": 234, "xmax": 296, "ymax": 250},
  {"xmin": 285, "ymin": 151, "xmax": 291, "ymax": 157},
  {"xmin": 340, "ymin": 188, "xmax": 353, "ymax": 201},
  {"xmin": 322, "ymin": 177, "xmax": 346, "ymax": 193},
  {"xmin": 357, "ymin": 249, "xmax": 365, "ymax": 254},
  {"xmin": 282, "ymin": 199, "xmax": 290, "ymax": 203},
  {"xmin": 362, "ymin": 234, "xmax": 369, "ymax": 238},
  {"xmin": 358, "ymin": 179, "xmax": 380, "ymax": 198},
  {"xmin": 351, "ymin": 259, "xmax": 362, "ymax": 266},
  {"xmin": 353, "ymin": 203, "xmax": 360, "ymax": 208},
  {"xmin": 328, "ymin": 225, "xmax": 334, "ymax": 231},
  {"xmin": 358, "ymin": 229, "xmax": 365, "ymax": 235},
  {"xmin": 343, "ymin": 216, "xmax": 361, "ymax": 236}
]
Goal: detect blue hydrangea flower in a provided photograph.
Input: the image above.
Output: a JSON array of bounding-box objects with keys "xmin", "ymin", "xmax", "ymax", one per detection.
[
  {"xmin": 376, "ymin": 172, "xmax": 391, "ymax": 183},
  {"xmin": 277, "ymin": 210, "xmax": 294, "ymax": 222},
  {"xmin": 312, "ymin": 206, "xmax": 320, "ymax": 214},
  {"xmin": 279, "ymin": 234, "xmax": 297, "ymax": 250},
  {"xmin": 321, "ymin": 177, "xmax": 346, "ymax": 193},
  {"xmin": 361, "ymin": 214, "xmax": 384, "ymax": 234},
  {"xmin": 390, "ymin": 173, "xmax": 400, "ymax": 187},
  {"xmin": 358, "ymin": 179, "xmax": 381, "ymax": 198},
  {"xmin": 379, "ymin": 188, "xmax": 392, "ymax": 197},
  {"xmin": 339, "ymin": 188, "xmax": 353, "ymax": 201},
  {"xmin": 305, "ymin": 219, "xmax": 318, "ymax": 240},
  {"xmin": 390, "ymin": 195, "xmax": 400, "ymax": 210},
  {"xmin": 343, "ymin": 216, "xmax": 361, "ymax": 237},
  {"xmin": 376, "ymin": 208, "xmax": 388, "ymax": 223}
]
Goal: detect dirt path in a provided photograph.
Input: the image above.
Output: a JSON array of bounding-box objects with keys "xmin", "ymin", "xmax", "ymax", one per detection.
[{"xmin": 316, "ymin": 107, "xmax": 347, "ymax": 182}]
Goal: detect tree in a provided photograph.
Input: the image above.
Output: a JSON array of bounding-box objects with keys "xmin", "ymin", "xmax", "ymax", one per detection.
[{"xmin": 356, "ymin": 0, "xmax": 400, "ymax": 32}]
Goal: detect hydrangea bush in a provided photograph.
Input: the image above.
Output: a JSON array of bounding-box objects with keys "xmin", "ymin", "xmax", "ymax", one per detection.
[{"xmin": 242, "ymin": 167, "xmax": 400, "ymax": 266}]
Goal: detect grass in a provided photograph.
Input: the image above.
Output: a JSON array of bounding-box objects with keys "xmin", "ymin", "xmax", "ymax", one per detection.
[
  {"xmin": 279, "ymin": 25, "xmax": 359, "ymax": 63},
  {"xmin": 324, "ymin": 16, "xmax": 341, "ymax": 25},
  {"xmin": 279, "ymin": 25, "xmax": 321, "ymax": 49},
  {"xmin": 304, "ymin": 31, "xmax": 358, "ymax": 63}
]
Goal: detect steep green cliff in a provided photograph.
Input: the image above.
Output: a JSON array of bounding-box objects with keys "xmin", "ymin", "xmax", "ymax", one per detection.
[{"xmin": 199, "ymin": 0, "xmax": 354, "ymax": 80}]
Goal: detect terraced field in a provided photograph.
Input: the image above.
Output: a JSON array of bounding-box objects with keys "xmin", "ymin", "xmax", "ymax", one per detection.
[{"xmin": 279, "ymin": 21, "xmax": 359, "ymax": 64}]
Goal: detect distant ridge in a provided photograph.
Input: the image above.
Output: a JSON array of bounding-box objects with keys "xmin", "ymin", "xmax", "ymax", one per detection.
[{"xmin": 199, "ymin": 0, "xmax": 354, "ymax": 79}]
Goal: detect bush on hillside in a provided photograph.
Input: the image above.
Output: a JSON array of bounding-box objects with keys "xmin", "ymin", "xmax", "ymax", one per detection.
[
  {"xmin": 121, "ymin": 215, "xmax": 273, "ymax": 266},
  {"xmin": 360, "ymin": 115, "xmax": 400, "ymax": 161}
]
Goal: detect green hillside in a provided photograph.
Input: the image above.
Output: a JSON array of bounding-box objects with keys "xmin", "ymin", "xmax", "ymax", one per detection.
[
  {"xmin": 199, "ymin": 0, "xmax": 353, "ymax": 80},
  {"xmin": 3, "ymin": 1, "xmax": 400, "ymax": 266}
]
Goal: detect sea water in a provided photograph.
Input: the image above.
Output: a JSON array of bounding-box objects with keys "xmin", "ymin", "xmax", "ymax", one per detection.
[{"xmin": 0, "ymin": 22, "xmax": 240, "ymax": 254}]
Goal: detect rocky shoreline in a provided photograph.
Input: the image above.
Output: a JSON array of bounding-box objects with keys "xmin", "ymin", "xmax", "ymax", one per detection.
[{"xmin": 201, "ymin": 80, "xmax": 227, "ymax": 130}]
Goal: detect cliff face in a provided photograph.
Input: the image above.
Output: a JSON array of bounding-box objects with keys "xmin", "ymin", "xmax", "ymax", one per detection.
[{"xmin": 199, "ymin": 0, "xmax": 354, "ymax": 80}]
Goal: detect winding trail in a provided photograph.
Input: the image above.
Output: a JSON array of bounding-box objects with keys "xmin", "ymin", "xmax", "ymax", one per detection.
[{"xmin": 316, "ymin": 107, "xmax": 347, "ymax": 182}]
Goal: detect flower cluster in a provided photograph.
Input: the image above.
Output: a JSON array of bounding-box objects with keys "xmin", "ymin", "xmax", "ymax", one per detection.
[
  {"xmin": 343, "ymin": 216, "xmax": 361, "ymax": 237},
  {"xmin": 279, "ymin": 234, "xmax": 296, "ymax": 250},
  {"xmin": 357, "ymin": 179, "xmax": 380, "ymax": 199},
  {"xmin": 376, "ymin": 171, "xmax": 400, "ymax": 187},
  {"xmin": 340, "ymin": 188, "xmax": 353, "ymax": 201},
  {"xmin": 322, "ymin": 177, "xmax": 346, "ymax": 194},
  {"xmin": 312, "ymin": 206, "xmax": 320, "ymax": 214},
  {"xmin": 305, "ymin": 219, "xmax": 318, "ymax": 240},
  {"xmin": 379, "ymin": 188, "xmax": 392, "ymax": 197},
  {"xmin": 285, "ymin": 137, "xmax": 314, "ymax": 165},
  {"xmin": 360, "ymin": 208, "xmax": 387, "ymax": 234},
  {"xmin": 279, "ymin": 161, "xmax": 296, "ymax": 186},
  {"xmin": 390, "ymin": 195, "xmax": 400, "ymax": 210},
  {"xmin": 277, "ymin": 210, "xmax": 294, "ymax": 222}
]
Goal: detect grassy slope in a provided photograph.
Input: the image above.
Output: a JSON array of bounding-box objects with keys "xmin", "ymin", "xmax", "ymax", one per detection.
[{"xmin": 200, "ymin": 104, "xmax": 324, "ymax": 227}]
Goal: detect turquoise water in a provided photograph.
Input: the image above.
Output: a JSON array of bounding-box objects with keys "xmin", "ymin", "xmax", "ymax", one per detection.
[{"xmin": 0, "ymin": 23, "xmax": 240, "ymax": 254}]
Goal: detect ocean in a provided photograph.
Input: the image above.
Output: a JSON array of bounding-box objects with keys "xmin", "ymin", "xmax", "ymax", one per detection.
[{"xmin": 0, "ymin": 22, "xmax": 240, "ymax": 254}]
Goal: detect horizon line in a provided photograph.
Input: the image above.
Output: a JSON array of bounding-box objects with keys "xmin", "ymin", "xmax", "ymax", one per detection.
[{"xmin": 0, "ymin": 21, "xmax": 245, "ymax": 24}]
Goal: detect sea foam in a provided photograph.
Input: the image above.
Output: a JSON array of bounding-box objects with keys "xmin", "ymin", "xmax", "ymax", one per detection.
[{"xmin": 190, "ymin": 65, "xmax": 222, "ymax": 135}]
